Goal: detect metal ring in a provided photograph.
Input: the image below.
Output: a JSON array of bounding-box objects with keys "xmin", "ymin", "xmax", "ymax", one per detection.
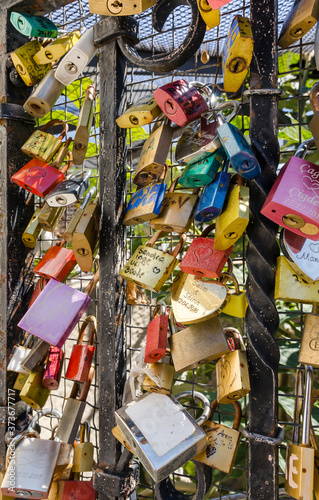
[
  {"xmin": 29, "ymin": 408, "xmax": 63, "ymax": 430},
  {"xmin": 211, "ymin": 100, "xmax": 240, "ymax": 123},
  {"xmin": 239, "ymin": 424, "xmax": 285, "ymax": 445},
  {"xmin": 175, "ymin": 391, "xmax": 210, "ymax": 426},
  {"xmin": 243, "ymin": 89, "xmax": 284, "ymax": 97}
]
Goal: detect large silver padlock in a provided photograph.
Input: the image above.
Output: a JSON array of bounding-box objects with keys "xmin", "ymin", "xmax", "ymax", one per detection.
[
  {"xmin": 115, "ymin": 390, "xmax": 210, "ymax": 483},
  {"xmin": 45, "ymin": 170, "xmax": 91, "ymax": 207}
]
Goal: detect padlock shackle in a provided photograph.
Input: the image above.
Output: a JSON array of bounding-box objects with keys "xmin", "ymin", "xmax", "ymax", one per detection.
[
  {"xmin": 22, "ymin": 333, "xmax": 33, "ymax": 348},
  {"xmin": 171, "ymin": 233, "xmax": 187, "ymax": 257},
  {"xmin": 76, "ymin": 315, "xmax": 97, "ymax": 346},
  {"xmin": 168, "ymin": 176, "xmax": 181, "ymax": 193},
  {"xmin": 310, "ymin": 82, "xmax": 319, "ymax": 114},
  {"xmin": 6, "ymin": 430, "xmax": 40, "ymax": 468},
  {"xmin": 293, "ymin": 366, "xmax": 304, "ymax": 445},
  {"xmin": 153, "ymin": 301, "xmax": 167, "ymax": 319},
  {"xmin": 85, "ymin": 84, "xmax": 96, "ymax": 102},
  {"xmin": 189, "ymin": 81, "xmax": 213, "ymax": 97},
  {"xmin": 230, "ymin": 173, "xmax": 245, "ymax": 186},
  {"xmin": 224, "ymin": 328, "xmax": 242, "ymax": 351},
  {"xmin": 159, "ymin": 162, "xmax": 168, "ymax": 181},
  {"xmin": 29, "ymin": 407, "xmax": 63, "ymax": 430},
  {"xmin": 60, "ymin": 140, "xmax": 73, "ymax": 174},
  {"xmin": 213, "ymin": 100, "xmax": 240, "ymax": 123},
  {"xmin": 219, "ymin": 271, "xmax": 240, "ymax": 294},
  {"xmin": 201, "ymin": 223, "xmax": 215, "ymax": 238},
  {"xmin": 84, "ymin": 269, "xmax": 99, "ymax": 296},
  {"xmin": 40, "ymin": 119, "xmax": 69, "ymax": 140},
  {"xmin": 80, "ymin": 420, "xmax": 91, "ymax": 443},
  {"xmin": 301, "ymin": 364, "xmax": 313, "ymax": 446},
  {"xmin": 146, "ymin": 230, "xmax": 164, "ymax": 248},
  {"xmin": 295, "ymin": 139, "xmax": 316, "ymax": 159},
  {"xmin": 80, "ymin": 186, "xmax": 96, "ymax": 210},
  {"xmin": 175, "ymin": 390, "xmax": 211, "ymax": 427},
  {"xmin": 210, "ymin": 399, "xmax": 242, "ymax": 430},
  {"xmin": 79, "ymin": 366, "xmax": 95, "ymax": 402}
]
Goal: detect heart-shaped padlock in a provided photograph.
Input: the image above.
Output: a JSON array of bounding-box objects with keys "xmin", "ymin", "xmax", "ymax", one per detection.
[
  {"xmin": 171, "ymin": 271, "xmax": 229, "ymax": 324},
  {"xmin": 280, "ymin": 229, "xmax": 319, "ymax": 283}
]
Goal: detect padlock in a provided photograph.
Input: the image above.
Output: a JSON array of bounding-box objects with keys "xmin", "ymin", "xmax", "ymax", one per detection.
[
  {"xmin": 261, "ymin": 139, "xmax": 319, "ymax": 240},
  {"xmin": 119, "ymin": 232, "xmax": 186, "ymax": 292},
  {"xmin": 13, "ymin": 372, "xmax": 29, "ymax": 391},
  {"xmin": 275, "ymin": 255, "xmax": 319, "ymax": 304},
  {"xmin": 42, "ymin": 346, "xmax": 64, "ymax": 390},
  {"xmin": 11, "ymin": 40, "xmax": 51, "ymax": 87},
  {"xmin": 55, "ymin": 27, "xmax": 98, "ymax": 86},
  {"xmin": 22, "ymin": 338, "xmax": 51, "ymax": 372},
  {"xmin": 216, "ymin": 106, "xmax": 261, "ymax": 179},
  {"xmin": 280, "ymin": 228, "xmax": 319, "ymax": 284},
  {"xmin": 207, "ymin": 0, "xmax": 233, "ymax": 8},
  {"xmin": 123, "ymin": 167, "xmax": 167, "ymax": 226},
  {"xmin": 18, "ymin": 270, "xmax": 99, "ymax": 348},
  {"xmin": 72, "ymin": 421, "xmax": 94, "ymax": 473},
  {"xmin": 144, "ymin": 303, "xmax": 168, "ymax": 363},
  {"xmin": 112, "ymin": 425, "xmax": 134, "ymax": 453},
  {"xmin": 171, "ymin": 271, "xmax": 229, "ymax": 324},
  {"xmin": 115, "ymin": 391, "xmax": 210, "ymax": 482},
  {"xmin": 197, "ymin": 0, "xmax": 220, "ymax": 30},
  {"xmin": 142, "ymin": 353, "xmax": 175, "ymax": 394},
  {"xmin": 285, "ymin": 365, "xmax": 315, "ymax": 499},
  {"xmin": 19, "ymin": 365, "xmax": 51, "ymax": 410},
  {"xmin": 194, "ymin": 159, "xmax": 231, "ymax": 222},
  {"xmin": 298, "ymin": 306, "xmax": 319, "ymax": 367},
  {"xmin": 21, "ymin": 119, "xmax": 68, "ymax": 163},
  {"xmin": 195, "ymin": 399, "xmax": 242, "ymax": 474},
  {"xmin": 22, "ymin": 207, "xmax": 42, "ymax": 248},
  {"xmin": 33, "ymin": 31, "xmax": 81, "ymax": 65},
  {"xmin": 89, "ymin": 0, "xmax": 155, "ymax": 15},
  {"xmin": 73, "ymin": 85, "xmax": 96, "ymax": 166},
  {"xmin": 7, "ymin": 334, "xmax": 32, "ymax": 375},
  {"xmin": 38, "ymin": 203, "xmax": 66, "ymax": 233},
  {"xmin": 214, "ymin": 176, "xmax": 249, "ymax": 250},
  {"xmin": 222, "ymin": 16, "xmax": 254, "ymax": 93},
  {"xmin": 57, "ymin": 479, "xmax": 97, "ymax": 499},
  {"xmin": 45, "ymin": 169, "xmax": 91, "ymax": 207},
  {"xmin": 169, "ymin": 315, "xmax": 229, "ymax": 372},
  {"xmin": 220, "ymin": 273, "xmax": 247, "ymax": 318},
  {"xmin": 24, "ymin": 69, "xmax": 65, "ymax": 119},
  {"xmin": 56, "ymin": 367, "xmax": 94, "ymax": 444},
  {"xmin": 216, "ymin": 327, "xmax": 250, "ymax": 403},
  {"xmin": 51, "ymin": 138, "xmax": 73, "ymax": 169},
  {"xmin": 11, "ymin": 157, "xmax": 67, "ymax": 198},
  {"xmin": 180, "ymin": 225, "xmax": 233, "ymax": 278},
  {"xmin": 72, "ymin": 197, "xmax": 99, "ymax": 272},
  {"xmin": 63, "ymin": 187, "xmax": 96, "ymax": 242},
  {"xmin": 153, "ymin": 80, "xmax": 209, "ymax": 127},
  {"xmin": 10, "ymin": 11, "xmax": 58, "ymax": 38},
  {"xmin": 179, "ymin": 148, "xmax": 226, "ymax": 188},
  {"xmin": 278, "ymin": 0, "xmax": 319, "ymax": 49},
  {"xmin": 65, "ymin": 316, "xmax": 96, "ymax": 382},
  {"xmin": 116, "ymin": 95, "xmax": 161, "ymax": 128},
  {"xmin": 149, "ymin": 178, "xmax": 199, "ymax": 233},
  {"xmin": 33, "ymin": 242, "xmax": 76, "ymax": 282},
  {"xmin": 133, "ymin": 122, "xmax": 174, "ymax": 187}
]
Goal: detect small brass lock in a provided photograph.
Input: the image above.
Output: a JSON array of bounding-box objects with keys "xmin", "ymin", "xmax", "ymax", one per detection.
[
  {"xmin": 142, "ymin": 353, "xmax": 175, "ymax": 395},
  {"xmin": 219, "ymin": 272, "xmax": 248, "ymax": 318},
  {"xmin": 33, "ymin": 31, "xmax": 81, "ymax": 65},
  {"xmin": 278, "ymin": 0, "xmax": 319, "ymax": 49},
  {"xmin": 299, "ymin": 306, "xmax": 319, "ymax": 367},
  {"xmin": 38, "ymin": 202, "xmax": 66, "ymax": 233},
  {"xmin": 63, "ymin": 187, "xmax": 96, "ymax": 242},
  {"xmin": 89, "ymin": 0, "xmax": 156, "ymax": 16},
  {"xmin": 19, "ymin": 365, "xmax": 51, "ymax": 410},
  {"xmin": 72, "ymin": 196, "xmax": 99, "ymax": 272},
  {"xmin": 275, "ymin": 255, "xmax": 319, "ymax": 304},
  {"xmin": 72, "ymin": 421, "xmax": 94, "ymax": 472},
  {"xmin": 21, "ymin": 119, "xmax": 68, "ymax": 163},
  {"xmin": 116, "ymin": 95, "xmax": 161, "ymax": 128},
  {"xmin": 73, "ymin": 85, "xmax": 96, "ymax": 166}
]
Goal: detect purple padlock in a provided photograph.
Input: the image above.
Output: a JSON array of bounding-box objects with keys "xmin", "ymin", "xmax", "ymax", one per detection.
[{"xmin": 18, "ymin": 272, "xmax": 99, "ymax": 348}]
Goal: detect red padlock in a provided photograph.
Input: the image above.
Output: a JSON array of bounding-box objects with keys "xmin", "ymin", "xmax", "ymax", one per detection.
[
  {"xmin": 42, "ymin": 346, "xmax": 64, "ymax": 390},
  {"xmin": 180, "ymin": 224, "xmax": 233, "ymax": 278},
  {"xmin": 144, "ymin": 303, "xmax": 168, "ymax": 364},
  {"xmin": 65, "ymin": 316, "xmax": 96, "ymax": 382},
  {"xmin": 153, "ymin": 79, "xmax": 209, "ymax": 127},
  {"xmin": 33, "ymin": 240, "xmax": 76, "ymax": 282},
  {"xmin": 11, "ymin": 146, "xmax": 73, "ymax": 198},
  {"xmin": 29, "ymin": 277, "xmax": 50, "ymax": 307},
  {"xmin": 58, "ymin": 480, "xmax": 97, "ymax": 499}
]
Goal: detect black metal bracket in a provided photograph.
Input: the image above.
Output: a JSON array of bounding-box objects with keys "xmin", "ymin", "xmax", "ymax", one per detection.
[
  {"xmin": 93, "ymin": 17, "xmax": 139, "ymax": 47},
  {"xmin": 0, "ymin": 103, "xmax": 36, "ymax": 125},
  {"xmin": 93, "ymin": 462, "xmax": 139, "ymax": 498}
]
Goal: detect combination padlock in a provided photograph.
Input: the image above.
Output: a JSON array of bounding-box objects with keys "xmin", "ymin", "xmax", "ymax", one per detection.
[
  {"xmin": 10, "ymin": 39, "xmax": 51, "ymax": 86},
  {"xmin": 197, "ymin": 0, "xmax": 220, "ymax": 30},
  {"xmin": 33, "ymin": 241, "xmax": 76, "ymax": 282},
  {"xmin": 261, "ymin": 139, "xmax": 319, "ymax": 241},
  {"xmin": 275, "ymin": 255, "xmax": 319, "ymax": 305},
  {"xmin": 65, "ymin": 316, "xmax": 96, "ymax": 382},
  {"xmin": 10, "ymin": 11, "xmax": 58, "ymax": 38},
  {"xmin": 22, "ymin": 207, "xmax": 42, "ymax": 248},
  {"xmin": 72, "ymin": 195, "xmax": 99, "ymax": 272},
  {"xmin": 21, "ymin": 119, "xmax": 68, "ymax": 163},
  {"xmin": 73, "ymin": 84, "xmax": 96, "ymax": 166},
  {"xmin": 116, "ymin": 95, "xmax": 161, "ymax": 128},
  {"xmin": 89, "ymin": 0, "xmax": 155, "ymax": 15},
  {"xmin": 63, "ymin": 187, "xmax": 96, "ymax": 241},
  {"xmin": 24, "ymin": 69, "xmax": 65, "ymax": 119},
  {"xmin": 278, "ymin": 0, "xmax": 319, "ymax": 49},
  {"xmin": 42, "ymin": 346, "xmax": 64, "ymax": 390},
  {"xmin": 38, "ymin": 203, "xmax": 66, "ymax": 233},
  {"xmin": 72, "ymin": 421, "xmax": 94, "ymax": 473},
  {"xmin": 142, "ymin": 352, "xmax": 175, "ymax": 394},
  {"xmin": 144, "ymin": 303, "xmax": 168, "ymax": 363},
  {"xmin": 45, "ymin": 169, "xmax": 91, "ymax": 207},
  {"xmin": 179, "ymin": 148, "xmax": 226, "ymax": 188},
  {"xmin": 280, "ymin": 228, "xmax": 319, "ymax": 283},
  {"xmin": 33, "ymin": 31, "xmax": 81, "ymax": 65}
]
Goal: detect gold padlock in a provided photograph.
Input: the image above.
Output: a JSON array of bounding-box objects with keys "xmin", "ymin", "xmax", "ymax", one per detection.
[
  {"xmin": 299, "ymin": 306, "xmax": 319, "ymax": 367},
  {"xmin": 216, "ymin": 328, "xmax": 250, "ymax": 403},
  {"xmin": 142, "ymin": 352, "xmax": 175, "ymax": 394},
  {"xmin": 116, "ymin": 95, "xmax": 162, "ymax": 128},
  {"xmin": 220, "ymin": 272, "xmax": 248, "ymax": 318},
  {"xmin": 73, "ymin": 85, "xmax": 96, "ymax": 166},
  {"xmin": 197, "ymin": 0, "xmax": 220, "ymax": 30},
  {"xmin": 72, "ymin": 421, "xmax": 94, "ymax": 473},
  {"xmin": 21, "ymin": 119, "xmax": 68, "ymax": 163},
  {"xmin": 19, "ymin": 365, "xmax": 51, "ymax": 410},
  {"xmin": 278, "ymin": 0, "xmax": 319, "ymax": 49},
  {"xmin": 11, "ymin": 40, "xmax": 51, "ymax": 86},
  {"xmin": 72, "ymin": 197, "xmax": 99, "ymax": 273},
  {"xmin": 51, "ymin": 138, "xmax": 72, "ymax": 169},
  {"xmin": 33, "ymin": 31, "xmax": 81, "ymax": 65},
  {"xmin": 89, "ymin": 0, "xmax": 156, "ymax": 16},
  {"xmin": 112, "ymin": 425, "xmax": 134, "ymax": 453},
  {"xmin": 22, "ymin": 207, "xmax": 42, "ymax": 248},
  {"xmin": 133, "ymin": 122, "xmax": 174, "ymax": 187},
  {"xmin": 310, "ymin": 390, "xmax": 319, "ymax": 499},
  {"xmin": 13, "ymin": 372, "xmax": 29, "ymax": 391},
  {"xmin": 38, "ymin": 203, "xmax": 66, "ymax": 232},
  {"xmin": 275, "ymin": 255, "xmax": 319, "ymax": 304},
  {"xmin": 149, "ymin": 177, "xmax": 199, "ymax": 233},
  {"xmin": 214, "ymin": 176, "xmax": 249, "ymax": 251}
]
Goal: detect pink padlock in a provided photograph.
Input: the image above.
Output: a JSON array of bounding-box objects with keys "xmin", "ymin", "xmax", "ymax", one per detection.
[
  {"xmin": 207, "ymin": 0, "xmax": 234, "ymax": 8},
  {"xmin": 261, "ymin": 139, "xmax": 319, "ymax": 240}
]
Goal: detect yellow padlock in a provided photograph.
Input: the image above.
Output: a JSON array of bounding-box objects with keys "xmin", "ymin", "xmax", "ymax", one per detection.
[
  {"xmin": 33, "ymin": 31, "xmax": 81, "ymax": 65},
  {"xmin": 13, "ymin": 372, "xmax": 29, "ymax": 391},
  {"xmin": 278, "ymin": 0, "xmax": 319, "ymax": 49},
  {"xmin": 275, "ymin": 255, "xmax": 319, "ymax": 305},
  {"xmin": 142, "ymin": 353, "xmax": 175, "ymax": 394},
  {"xmin": 116, "ymin": 95, "xmax": 161, "ymax": 128},
  {"xmin": 11, "ymin": 40, "xmax": 51, "ymax": 87},
  {"xmin": 196, "ymin": 0, "xmax": 220, "ymax": 30},
  {"xmin": 220, "ymin": 272, "xmax": 248, "ymax": 318},
  {"xmin": 22, "ymin": 207, "xmax": 42, "ymax": 248},
  {"xmin": 19, "ymin": 366, "xmax": 51, "ymax": 410},
  {"xmin": 73, "ymin": 85, "xmax": 96, "ymax": 166},
  {"xmin": 222, "ymin": 16, "xmax": 254, "ymax": 93},
  {"xmin": 72, "ymin": 198, "xmax": 99, "ymax": 273},
  {"xmin": 38, "ymin": 203, "xmax": 66, "ymax": 233},
  {"xmin": 21, "ymin": 119, "xmax": 68, "ymax": 163},
  {"xmin": 89, "ymin": 0, "xmax": 156, "ymax": 16},
  {"xmin": 112, "ymin": 425, "xmax": 134, "ymax": 453}
]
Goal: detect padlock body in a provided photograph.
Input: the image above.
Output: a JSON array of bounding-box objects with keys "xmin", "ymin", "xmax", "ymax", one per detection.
[
  {"xmin": 33, "ymin": 31, "xmax": 81, "ymax": 65},
  {"xmin": 22, "ymin": 207, "xmax": 42, "ymax": 248},
  {"xmin": 65, "ymin": 344, "xmax": 95, "ymax": 382},
  {"xmin": 222, "ymin": 288, "xmax": 247, "ymax": 318},
  {"xmin": 72, "ymin": 442, "xmax": 94, "ymax": 472},
  {"xmin": 119, "ymin": 245, "xmax": 178, "ymax": 292},
  {"xmin": 142, "ymin": 361, "xmax": 175, "ymax": 394},
  {"xmin": 261, "ymin": 156, "xmax": 319, "ymax": 240},
  {"xmin": 43, "ymin": 346, "xmax": 64, "ymax": 389},
  {"xmin": 214, "ymin": 185, "xmax": 249, "ymax": 250},
  {"xmin": 194, "ymin": 171, "xmax": 231, "ymax": 222},
  {"xmin": 89, "ymin": 0, "xmax": 155, "ymax": 16},
  {"xmin": 281, "ymin": 229, "xmax": 319, "ymax": 283},
  {"xmin": 73, "ymin": 202, "xmax": 99, "ymax": 272},
  {"xmin": 144, "ymin": 315, "xmax": 168, "ymax": 363},
  {"xmin": 45, "ymin": 176, "xmax": 90, "ymax": 207},
  {"xmin": 278, "ymin": 0, "xmax": 319, "ymax": 49},
  {"xmin": 123, "ymin": 181, "xmax": 167, "ymax": 225},
  {"xmin": 11, "ymin": 40, "xmax": 51, "ymax": 86},
  {"xmin": 195, "ymin": 421, "xmax": 240, "ymax": 473},
  {"xmin": 207, "ymin": 0, "xmax": 233, "ymax": 8},
  {"xmin": 56, "ymin": 398, "xmax": 86, "ymax": 444},
  {"xmin": 22, "ymin": 339, "xmax": 51, "ymax": 372},
  {"xmin": 298, "ymin": 313, "xmax": 319, "ymax": 367},
  {"xmin": 179, "ymin": 148, "xmax": 226, "ymax": 188},
  {"xmin": 175, "ymin": 119, "xmax": 221, "ymax": 166},
  {"xmin": 154, "ymin": 79, "xmax": 208, "ymax": 127},
  {"xmin": 73, "ymin": 98, "xmax": 94, "ymax": 166},
  {"xmin": 180, "ymin": 236, "xmax": 233, "ymax": 278},
  {"xmin": 197, "ymin": 0, "xmax": 220, "ymax": 30},
  {"xmin": 13, "ymin": 372, "xmax": 29, "ymax": 391},
  {"xmin": 116, "ymin": 95, "xmax": 161, "ymax": 128},
  {"xmin": 58, "ymin": 480, "xmax": 97, "ymax": 499},
  {"xmin": 12, "ymin": 159, "xmax": 66, "ymax": 198},
  {"xmin": 169, "ymin": 317, "xmax": 229, "ymax": 372},
  {"xmin": 21, "ymin": 129, "xmax": 63, "ymax": 162},
  {"xmin": 275, "ymin": 255, "xmax": 319, "ymax": 304},
  {"xmin": 18, "ymin": 278, "xmax": 91, "ymax": 348},
  {"xmin": 285, "ymin": 443, "xmax": 315, "ymax": 499},
  {"xmin": 20, "ymin": 367, "xmax": 51, "ymax": 410},
  {"xmin": 150, "ymin": 192, "xmax": 198, "ymax": 233},
  {"xmin": 216, "ymin": 350, "xmax": 250, "ymax": 403},
  {"xmin": 38, "ymin": 204, "xmax": 66, "ymax": 232},
  {"xmin": 10, "ymin": 12, "xmax": 58, "ymax": 38},
  {"xmin": 33, "ymin": 246, "xmax": 76, "ymax": 281},
  {"xmin": 7, "ymin": 346, "xmax": 31, "ymax": 374},
  {"xmin": 112, "ymin": 425, "xmax": 134, "ymax": 453}
]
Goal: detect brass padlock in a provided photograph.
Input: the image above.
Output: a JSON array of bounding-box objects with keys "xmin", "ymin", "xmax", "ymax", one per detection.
[
  {"xmin": 133, "ymin": 122, "xmax": 174, "ymax": 187},
  {"xmin": 310, "ymin": 390, "xmax": 319, "ymax": 498},
  {"xmin": 89, "ymin": 0, "xmax": 156, "ymax": 16},
  {"xmin": 19, "ymin": 364, "xmax": 51, "ymax": 410},
  {"xmin": 21, "ymin": 119, "xmax": 68, "ymax": 163},
  {"xmin": 299, "ymin": 306, "xmax": 319, "ymax": 367},
  {"xmin": 73, "ymin": 85, "xmax": 96, "ymax": 166},
  {"xmin": 21, "ymin": 337, "xmax": 51, "ymax": 372},
  {"xmin": 275, "ymin": 255, "xmax": 319, "ymax": 304},
  {"xmin": 278, "ymin": 0, "xmax": 319, "ymax": 49},
  {"xmin": 117, "ymin": 95, "xmax": 161, "ymax": 129},
  {"xmin": 33, "ymin": 31, "xmax": 81, "ymax": 65},
  {"xmin": 216, "ymin": 328, "xmax": 250, "ymax": 403},
  {"xmin": 112, "ymin": 425, "xmax": 134, "ymax": 453},
  {"xmin": 22, "ymin": 207, "xmax": 42, "ymax": 248},
  {"xmin": 63, "ymin": 187, "xmax": 96, "ymax": 242},
  {"xmin": 220, "ymin": 272, "xmax": 248, "ymax": 318},
  {"xmin": 142, "ymin": 352, "xmax": 175, "ymax": 394},
  {"xmin": 197, "ymin": 0, "xmax": 220, "ymax": 30},
  {"xmin": 37, "ymin": 202, "xmax": 66, "ymax": 233},
  {"xmin": 11, "ymin": 40, "xmax": 51, "ymax": 86},
  {"xmin": 72, "ymin": 196, "xmax": 99, "ymax": 272},
  {"xmin": 23, "ymin": 69, "xmax": 65, "ymax": 119},
  {"xmin": 13, "ymin": 372, "xmax": 29, "ymax": 391},
  {"xmin": 72, "ymin": 421, "xmax": 94, "ymax": 473},
  {"xmin": 149, "ymin": 177, "xmax": 199, "ymax": 233},
  {"xmin": 195, "ymin": 399, "xmax": 242, "ymax": 474}
]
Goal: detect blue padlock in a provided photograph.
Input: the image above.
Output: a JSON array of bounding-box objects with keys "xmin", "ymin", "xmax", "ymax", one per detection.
[
  {"xmin": 123, "ymin": 179, "xmax": 167, "ymax": 226},
  {"xmin": 179, "ymin": 147, "xmax": 226, "ymax": 188},
  {"xmin": 194, "ymin": 160, "xmax": 231, "ymax": 222},
  {"xmin": 216, "ymin": 113, "xmax": 261, "ymax": 180}
]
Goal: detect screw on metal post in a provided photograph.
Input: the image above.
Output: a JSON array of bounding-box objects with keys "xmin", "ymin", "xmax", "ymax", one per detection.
[{"xmin": 239, "ymin": 424, "xmax": 285, "ymax": 445}]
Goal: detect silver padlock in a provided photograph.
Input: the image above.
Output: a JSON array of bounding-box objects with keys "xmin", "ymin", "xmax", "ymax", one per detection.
[
  {"xmin": 23, "ymin": 69, "xmax": 65, "ymax": 119},
  {"xmin": 7, "ymin": 335, "xmax": 33, "ymax": 374},
  {"xmin": 45, "ymin": 170, "xmax": 91, "ymax": 207},
  {"xmin": 115, "ymin": 390, "xmax": 210, "ymax": 483}
]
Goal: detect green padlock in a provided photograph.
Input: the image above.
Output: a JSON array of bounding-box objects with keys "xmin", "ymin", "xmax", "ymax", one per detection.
[
  {"xmin": 179, "ymin": 148, "xmax": 226, "ymax": 188},
  {"xmin": 10, "ymin": 12, "xmax": 58, "ymax": 38}
]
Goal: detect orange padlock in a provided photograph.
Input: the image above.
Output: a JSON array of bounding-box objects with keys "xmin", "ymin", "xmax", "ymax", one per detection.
[
  {"xmin": 33, "ymin": 240, "xmax": 76, "ymax": 282},
  {"xmin": 65, "ymin": 316, "xmax": 96, "ymax": 382},
  {"xmin": 144, "ymin": 303, "xmax": 168, "ymax": 363}
]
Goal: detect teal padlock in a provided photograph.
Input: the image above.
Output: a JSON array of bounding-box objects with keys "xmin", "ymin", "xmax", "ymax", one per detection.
[
  {"xmin": 179, "ymin": 147, "xmax": 226, "ymax": 188},
  {"xmin": 10, "ymin": 12, "xmax": 58, "ymax": 38}
]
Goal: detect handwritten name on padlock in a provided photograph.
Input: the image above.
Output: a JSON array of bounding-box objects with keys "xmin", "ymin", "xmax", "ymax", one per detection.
[
  {"xmin": 122, "ymin": 246, "xmax": 167, "ymax": 281},
  {"xmin": 282, "ymin": 229, "xmax": 319, "ymax": 282}
]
